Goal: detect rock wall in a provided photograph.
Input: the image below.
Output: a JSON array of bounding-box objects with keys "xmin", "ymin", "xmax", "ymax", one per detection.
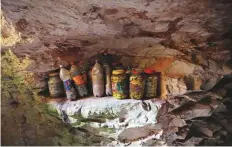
[
  {"xmin": 1, "ymin": 0, "xmax": 232, "ymax": 146},
  {"xmin": 1, "ymin": 50, "xmax": 78, "ymax": 145},
  {"xmin": 1, "ymin": 0, "xmax": 231, "ymax": 72},
  {"xmin": 1, "ymin": 0, "xmax": 231, "ymax": 91}
]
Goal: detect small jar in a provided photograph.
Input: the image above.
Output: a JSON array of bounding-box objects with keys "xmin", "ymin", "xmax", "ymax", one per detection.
[
  {"xmin": 48, "ymin": 72, "xmax": 65, "ymax": 97},
  {"xmin": 130, "ymin": 69, "xmax": 145, "ymax": 100},
  {"xmin": 144, "ymin": 69, "xmax": 158, "ymax": 98},
  {"xmin": 111, "ymin": 69, "xmax": 128, "ymax": 99}
]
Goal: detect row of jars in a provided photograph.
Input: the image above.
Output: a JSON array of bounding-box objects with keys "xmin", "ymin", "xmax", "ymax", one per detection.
[
  {"xmin": 48, "ymin": 60, "xmax": 159, "ymax": 100},
  {"xmin": 111, "ymin": 68, "xmax": 158, "ymax": 99}
]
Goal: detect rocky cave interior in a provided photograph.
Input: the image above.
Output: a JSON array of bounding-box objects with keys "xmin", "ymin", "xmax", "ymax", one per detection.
[{"xmin": 1, "ymin": 0, "xmax": 232, "ymax": 146}]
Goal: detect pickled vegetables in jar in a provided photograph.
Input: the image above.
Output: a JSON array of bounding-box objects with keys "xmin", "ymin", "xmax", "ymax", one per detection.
[
  {"xmin": 144, "ymin": 69, "xmax": 158, "ymax": 98},
  {"xmin": 111, "ymin": 69, "xmax": 128, "ymax": 99},
  {"xmin": 129, "ymin": 69, "xmax": 145, "ymax": 100}
]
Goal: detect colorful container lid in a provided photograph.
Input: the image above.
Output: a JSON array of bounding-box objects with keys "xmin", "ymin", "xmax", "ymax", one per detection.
[
  {"xmin": 112, "ymin": 69, "xmax": 125, "ymax": 75},
  {"xmin": 144, "ymin": 68, "xmax": 155, "ymax": 74},
  {"xmin": 132, "ymin": 68, "xmax": 143, "ymax": 74}
]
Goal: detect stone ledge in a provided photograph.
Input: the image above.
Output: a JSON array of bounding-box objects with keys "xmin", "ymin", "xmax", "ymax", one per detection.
[{"xmin": 47, "ymin": 96, "xmax": 166, "ymax": 145}]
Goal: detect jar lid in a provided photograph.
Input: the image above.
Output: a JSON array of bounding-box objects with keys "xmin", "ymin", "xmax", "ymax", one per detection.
[
  {"xmin": 144, "ymin": 68, "xmax": 155, "ymax": 74},
  {"xmin": 112, "ymin": 69, "xmax": 125, "ymax": 75},
  {"xmin": 132, "ymin": 68, "xmax": 143, "ymax": 74},
  {"xmin": 49, "ymin": 72, "xmax": 59, "ymax": 76}
]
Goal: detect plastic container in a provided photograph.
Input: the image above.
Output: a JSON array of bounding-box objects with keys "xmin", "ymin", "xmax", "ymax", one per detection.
[
  {"xmin": 103, "ymin": 63, "xmax": 112, "ymax": 96},
  {"xmin": 59, "ymin": 65, "xmax": 77, "ymax": 100},
  {"xmin": 70, "ymin": 63, "xmax": 88, "ymax": 97},
  {"xmin": 92, "ymin": 60, "xmax": 104, "ymax": 97}
]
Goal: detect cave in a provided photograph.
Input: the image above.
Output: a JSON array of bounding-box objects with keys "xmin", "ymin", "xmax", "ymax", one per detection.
[{"xmin": 1, "ymin": 0, "xmax": 232, "ymax": 146}]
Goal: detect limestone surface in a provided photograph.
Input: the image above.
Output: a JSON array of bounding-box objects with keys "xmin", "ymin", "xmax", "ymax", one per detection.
[{"xmin": 48, "ymin": 97, "xmax": 165, "ymax": 146}]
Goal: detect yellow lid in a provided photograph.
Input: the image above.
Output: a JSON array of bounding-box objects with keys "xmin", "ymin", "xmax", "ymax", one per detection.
[{"xmin": 112, "ymin": 69, "xmax": 125, "ymax": 75}]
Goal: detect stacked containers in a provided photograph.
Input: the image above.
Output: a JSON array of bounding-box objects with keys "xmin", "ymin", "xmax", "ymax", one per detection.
[
  {"xmin": 129, "ymin": 69, "xmax": 145, "ymax": 99},
  {"xmin": 111, "ymin": 69, "xmax": 128, "ymax": 99},
  {"xmin": 144, "ymin": 69, "xmax": 158, "ymax": 98}
]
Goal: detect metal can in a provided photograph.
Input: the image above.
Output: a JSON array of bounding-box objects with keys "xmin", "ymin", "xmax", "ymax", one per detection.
[
  {"xmin": 144, "ymin": 69, "xmax": 158, "ymax": 98},
  {"xmin": 130, "ymin": 69, "xmax": 145, "ymax": 99},
  {"xmin": 111, "ymin": 69, "xmax": 128, "ymax": 99},
  {"xmin": 48, "ymin": 72, "xmax": 65, "ymax": 97}
]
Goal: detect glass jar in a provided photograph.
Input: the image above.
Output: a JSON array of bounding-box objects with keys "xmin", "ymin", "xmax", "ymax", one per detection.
[
  {"xmin": 130, "ymin": 69, "xmax": 145, "ymax": 100},
  {"xmin": 111, "ymin": 69, "xmax": 128, "ymax": 99},
  {"xmin": 48, "ymin": 72, "xmax": 65, "ymax": 97},
  {"xmin": 144, "ymin": 69, "xmax": 158, "ymax": 98}
]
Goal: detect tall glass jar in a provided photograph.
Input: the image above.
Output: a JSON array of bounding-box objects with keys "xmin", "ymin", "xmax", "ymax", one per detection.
[
  {"xmin": 130, "ymin": 69, "xmax": 145, "ymax": 100},
  {"xmin": 111, "ymin": 69, "xmax": 128, "ymax": 99},
  {"xmin": 48, "ymin": 72, "xmax": 65, "ymax": 97},
  {"xmin": 144, "ymin": 69, "xmax": 158, "ymax": 98}
]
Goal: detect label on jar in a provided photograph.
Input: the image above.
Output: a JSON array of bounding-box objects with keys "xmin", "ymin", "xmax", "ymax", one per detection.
[
  {"xmin": 73, "ymin": 75, "xmax": 85, "ymax": 85},
  {"xmin": 63, "ymin": 79, "xmax": 72, "ymax": 90},
  {"xmin": 112, "ymin": 76, "xmax": 127, "ymax": 99}
]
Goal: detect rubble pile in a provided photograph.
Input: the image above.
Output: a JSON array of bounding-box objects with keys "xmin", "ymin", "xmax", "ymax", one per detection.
[{"xmin": 158, "ymin": 74, "xmax": 232, "ymax": 146}]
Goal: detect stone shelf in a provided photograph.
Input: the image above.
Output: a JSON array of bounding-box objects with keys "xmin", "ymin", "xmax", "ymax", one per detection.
[{"xmin": 47, "ymin": 96, "xmax": 166, "ymax": 146}]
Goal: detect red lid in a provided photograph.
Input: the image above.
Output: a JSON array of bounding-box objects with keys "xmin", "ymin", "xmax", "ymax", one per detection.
[
  {"xmin": 144, "ymin": 68, "xmax": 155, "ymax": 74},
  {"xmin": 132, "ymin": 70, "xmax": 142, "ymax": 74}
]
